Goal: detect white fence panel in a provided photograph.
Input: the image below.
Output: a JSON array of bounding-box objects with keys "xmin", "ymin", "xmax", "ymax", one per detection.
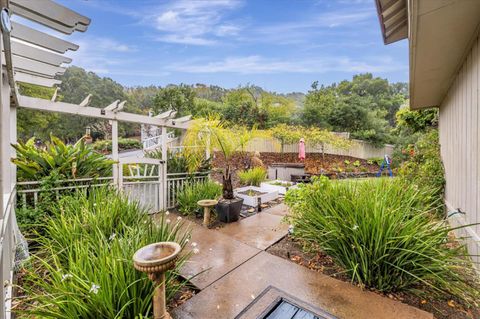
[
  {"xmin": 17, "ymin": 173, "xmax": 209, "ymax": 212},
  {"xmin": 166, "ymin": 172, "xmax": 209, "ymax": 209}
]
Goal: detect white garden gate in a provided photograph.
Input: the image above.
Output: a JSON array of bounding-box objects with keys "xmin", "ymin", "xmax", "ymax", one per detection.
[{"xmin": 118, "ymin": 157, "xmax": 166, "ymax": 213}]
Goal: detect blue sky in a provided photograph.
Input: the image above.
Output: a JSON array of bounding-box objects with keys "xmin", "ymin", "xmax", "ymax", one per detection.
[{"xmin": 54, "ymin": 0, "xmax": 408, "ymax": 93}]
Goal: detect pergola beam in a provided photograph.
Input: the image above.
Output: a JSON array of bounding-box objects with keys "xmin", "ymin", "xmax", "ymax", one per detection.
[
  {"xmin": 51, "ymin": 87, "xmax": 58, "ymax": 102},
  {"xmin": 103, "ymin": 100, "xmax": 119, "ymax": 111},
  {"xmin": 14, "ymin": 71, "xmax": 61, "ymax": 87},
  {"xmin": 174, "ymin": 115, "xmax": 192, "ymax": 123},
  {"xmin": 79, "ymin": 94, "xmax": 92, "ymax": 107},
  {"xmin": 17, "ymin": 95, "xmax": 190, "ymax": 129},
  {"xmin": 10, "ymin": 0, "xmax": 91, "ymax": 34},
  {"xmin": 155, "ymin": 110, "xmax": 177, "ymax": 119},
  {"xmin": 11, "ymin": 22, "xmax": 79, "ymax": 53},
  {"xmin": 9, "ymin": 40, "xmax": 72, "ymax": 66}
]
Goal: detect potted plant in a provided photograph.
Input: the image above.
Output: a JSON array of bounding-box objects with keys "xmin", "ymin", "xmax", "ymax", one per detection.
[{"xmin": 183, "ymin": 117, "xmax": 259, "ymax": 223}]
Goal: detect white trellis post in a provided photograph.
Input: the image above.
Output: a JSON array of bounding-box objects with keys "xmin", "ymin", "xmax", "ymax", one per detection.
[
  {"xmin": 111, "ymin": 119, "xmax": 119, "ymax": 186},
  {"xmin": 0, "ymin": 24, "xmax": 7, "ymax": 319},
  {"xmin": 161, "ymin": 126, "xmax": 167, "ymax": 210}
]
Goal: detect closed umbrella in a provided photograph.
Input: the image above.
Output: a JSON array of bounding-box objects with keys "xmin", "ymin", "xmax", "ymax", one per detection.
[{"xmin": 298, "ymin": 138, "xmax": 305, "ymax": 161}]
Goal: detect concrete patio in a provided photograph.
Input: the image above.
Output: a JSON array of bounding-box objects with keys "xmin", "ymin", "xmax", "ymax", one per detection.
[{"xmin": 171, "ymin": 205, "xmax": 433, "ymax": 319}]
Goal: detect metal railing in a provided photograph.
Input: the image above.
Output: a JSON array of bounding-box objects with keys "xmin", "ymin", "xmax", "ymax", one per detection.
[
  {"xmin": 142, "ymin": 131, "xmax": 176, "ymax": 151},
  {"xmin": 166, "ymin": 172, "xmax": 209, "ymax": 209}
]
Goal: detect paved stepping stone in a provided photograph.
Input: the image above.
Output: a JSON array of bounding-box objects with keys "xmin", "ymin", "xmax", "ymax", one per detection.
[
  {"xmin": 180, "ymin": 220, "xmax": 260, "ymax": 290},
  {"xmin": 263, "ymin": 203, "xmax": 290, "ymax": 217},
  {"xmin": 218, "ymin": 213, "xmax": 289, "ymax": 250},
  {"xmin": 173, "ymin": 252, "xmax": 433, "ymax": 319}
]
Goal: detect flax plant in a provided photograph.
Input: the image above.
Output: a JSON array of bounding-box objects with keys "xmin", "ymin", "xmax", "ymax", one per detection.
[
  {"xmin": 177, "ymin": 181, "xmax": 222, "ymax": 215},
  {"xmin": 285, "ymin": 177, "xmax": 480, "ymax": 306},
  {"xmin": 238, "ymin": 167, "xmax": 267, "ymax": 186},
  {"xmin": 17, "ymin": 187, "xmax": 192, "ymax": 318}
]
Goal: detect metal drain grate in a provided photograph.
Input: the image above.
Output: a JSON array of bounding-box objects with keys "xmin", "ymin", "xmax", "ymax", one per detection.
[
  {"xmin": 262, "ymin": 299, "xmax": 323, "ymax": 319},
  {"xmin": 235, "ymin": 286, "xmax": 337, "ymax": 319}
]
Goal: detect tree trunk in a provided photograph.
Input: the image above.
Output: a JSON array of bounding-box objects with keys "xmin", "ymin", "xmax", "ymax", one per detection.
[{"xmin": 222, "ymin": 165, "xmax": 234, "ymax": 199}]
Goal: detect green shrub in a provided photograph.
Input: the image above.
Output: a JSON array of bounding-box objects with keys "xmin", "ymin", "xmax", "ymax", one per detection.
[
  {"xmin": 18, "ymin": 187, "xmax": 191, "ymax": 318},
  {"xmin": 285, "ymin": 177, "xmax": 479, "ymax": 305},
  {"xmin": 177, "ymin": 181, "xmax": 222, "ymax": 215},
  {"xmin": 366, "ymin": 157, "xmax": 383, "ymax": 166},
  {"xmin": 13, "ymin": 136, "xmax": 114, "ymax": 181},
  {"xmin": 16, "ymin": 206, "xmax": 46, "ymax": 236},
  {"xmin": 93, "ymin": 138, "xmax": 142, "ymax": 152},
  {"xmin": 238, "ymin": 167, "xmax": 267, "ymax": 186},
  {"xmin": 398, "ymin": 129, "xmax": 445, "ymax": 207}
]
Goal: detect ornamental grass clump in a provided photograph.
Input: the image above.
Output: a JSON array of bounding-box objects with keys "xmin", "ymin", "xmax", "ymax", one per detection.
[
  {"xmin": 285, "ymin": 177, "xmax": 479, "ymax": 306},
  {"xmin": 177, "ymin": 180, "xmax": 222, "ymax": 215},
  {"xmin": 17, "ymin": 187, "xmax": 191, "ymax": 318},
  {"xmin": 238, "ymin": 167, "xmax": 267, "ymax": 186}
]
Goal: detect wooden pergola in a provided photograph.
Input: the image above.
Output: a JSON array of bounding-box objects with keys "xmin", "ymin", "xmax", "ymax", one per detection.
[{"xmin": 0, "ymin": 2, "xmax": 192, "ymax": 317}]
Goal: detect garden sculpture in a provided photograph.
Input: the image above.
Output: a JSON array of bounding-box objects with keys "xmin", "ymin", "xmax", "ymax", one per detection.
[
  {"xmin": 250, "ymin": 151, "xmax": 264, "ymax": 168},
  {"xmin": 376, "ymin": 154, "xmax": 393, "ymax": 177}
]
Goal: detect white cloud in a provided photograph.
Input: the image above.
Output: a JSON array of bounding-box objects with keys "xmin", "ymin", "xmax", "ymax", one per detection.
[
  {"xmin": 169, "ymin": 55, "xmax": 405, "ymax": 75},
  {"xmin": 66, "ymin": 36, "xmax": 136, "ymax": 74},
  {"xmin": 145, "ymin": 0, "xmax": 244, "ymax": 45},
  {"xmin": 236, "ymin": 9, "xmax": 374, "ymax": 45}
]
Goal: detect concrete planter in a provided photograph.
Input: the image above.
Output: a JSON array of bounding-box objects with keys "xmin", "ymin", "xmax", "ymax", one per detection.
[
  {"xmin": 260, "ymin": 180, "xmax": 297, "ymax": 195},
  {"xmin": 234, "ymin": 186, "xmax": 278, "ymax": 207}
]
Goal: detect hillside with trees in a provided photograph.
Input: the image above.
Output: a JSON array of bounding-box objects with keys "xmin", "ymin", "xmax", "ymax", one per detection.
[{"xmin": 17, "ymin": 66, "xmax": 407, "ymax": 145}]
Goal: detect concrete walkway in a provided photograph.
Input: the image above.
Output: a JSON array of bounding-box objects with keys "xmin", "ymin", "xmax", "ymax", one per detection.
[{"xmin": 172, "ymin": 205, "xmax": 433, "ymax": 319}]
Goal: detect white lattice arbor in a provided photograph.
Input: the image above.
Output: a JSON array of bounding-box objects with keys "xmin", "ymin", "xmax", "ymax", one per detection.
[{"xmin": 0, "ymin": 1, "xmax": 192, "ymax": 318}]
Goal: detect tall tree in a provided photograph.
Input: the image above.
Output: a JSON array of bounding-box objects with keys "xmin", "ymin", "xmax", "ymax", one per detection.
[
  {"xmin": 301, "ymin": 74, "xmax": 407, "ymax": 144},
  {"xmin": 152, "ymin": 84, "xmax": 196, "ymax": 117}
]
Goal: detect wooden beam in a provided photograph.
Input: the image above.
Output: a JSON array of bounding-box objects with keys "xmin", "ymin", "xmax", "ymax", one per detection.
[
  {"xmin": 51, "ymin": 87, "xmax": 58, "ymax": 102},
  {"xmin": 155, "ymin": 110, "xmax": 177, "ymax": 119},
  {"xmin": 111, "ymin": 119, "xmax": 119, "ymax": 185},
  {"xmin": 10, "ymin": 0, "xmax": 90, "ymax": 34},
  {"xmin": 9, "ymin": 40, "xmax": 72, "ymax": 66},
  {"xmin": 79, "ymin": 94, "xmax": 92, "ymax": 107},
  {"xmin": 7, "ymin": 54, "xmax": 66, "ymax": 77},
  {"xmin": 17, "ymin": 95, "xmax": 190, "ymax": 129},
  {"xmin": 161, "ymin": 126, "xmax": 168, "ymax": 210},
  {"xmin": 103, "ymin": 100, "xmax": 119, "ymax": 111},
  {"xmin": 174, "ymin": 115, "xmax": 192, "ymax": 123},
  {"xmin": 11, "ymin": 22, "xmax": 79, "ymax": 53},
  {"xmin": 15, "ymin": 71, "xmax": 61, "ymax": 87},
  {"xmin": 116, "ymin": 100, "xmax": 126, "ymax": 112}
]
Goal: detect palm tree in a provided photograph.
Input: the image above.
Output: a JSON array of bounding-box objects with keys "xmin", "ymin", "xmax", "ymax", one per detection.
[{"xmin": 183, "ymin": 116, "xmax": 258, "ymax": 199}]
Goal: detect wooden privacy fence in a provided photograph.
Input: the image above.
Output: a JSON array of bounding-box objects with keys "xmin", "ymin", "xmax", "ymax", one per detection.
[{"xmin": 244, "ymin": 137, "xmax": 394, "ymax": 159}]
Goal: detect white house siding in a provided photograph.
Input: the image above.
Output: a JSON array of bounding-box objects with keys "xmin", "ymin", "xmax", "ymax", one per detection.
[{"xmin": 439, "ymin": 35, "xmax": 480, "ymax": 267}]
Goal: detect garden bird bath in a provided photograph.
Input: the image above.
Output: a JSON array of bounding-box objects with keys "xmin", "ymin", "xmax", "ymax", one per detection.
[
  {"xmin": 133, "ymin": 242, "xmax": 182, "ymax": 319},
  {"xmin": 197, "ymin": 199, "xmax": 218, "ymax": 227}
]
